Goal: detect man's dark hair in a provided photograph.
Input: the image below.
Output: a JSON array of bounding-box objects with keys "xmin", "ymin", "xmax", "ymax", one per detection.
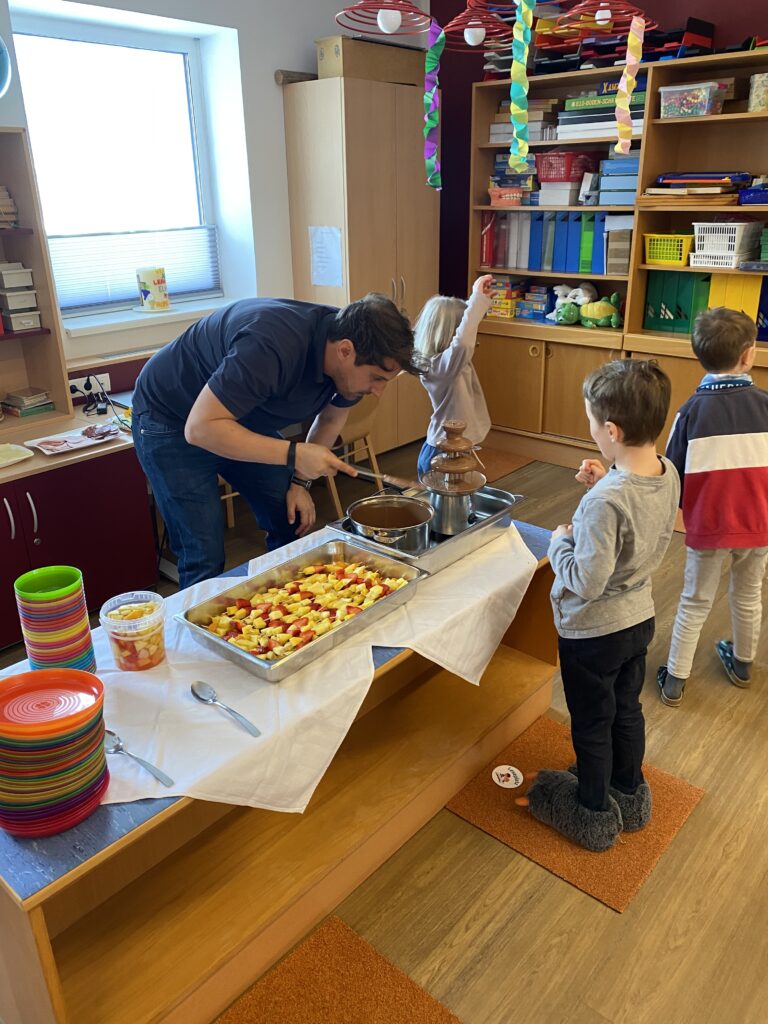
[
  {"xmin": 328, "ymin": 293, "xmax": 423, "ymax": 375},
  {"xmin": 583, "ymin": 359, "xmax": 671, "ymax": 446},
  {"xmin": 692, "ymin": 307, "xmax": 756, "ymax": 372}
]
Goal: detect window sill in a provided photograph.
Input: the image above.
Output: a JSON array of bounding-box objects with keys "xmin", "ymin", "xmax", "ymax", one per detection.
[{"xmin": 63, "ymin": 297, "xmax": 230, "ymax": 338}]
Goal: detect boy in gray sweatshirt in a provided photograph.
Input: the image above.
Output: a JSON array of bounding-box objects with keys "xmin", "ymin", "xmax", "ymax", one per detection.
[{"xmin": 520, "ymin": 360, "xmax": 680, "ymax": 851}]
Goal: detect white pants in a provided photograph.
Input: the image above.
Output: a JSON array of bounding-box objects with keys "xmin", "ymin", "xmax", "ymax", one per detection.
[{"xmin": 667, "ymin": 546, "xmax": 768, "ymax": 680}]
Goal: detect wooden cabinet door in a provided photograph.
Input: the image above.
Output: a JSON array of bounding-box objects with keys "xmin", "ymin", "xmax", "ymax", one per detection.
[
  {"xmin": 543, "ymin": 342, "xmax": 620, "ymax": 441},
  {"xmin": 0, "ymin": 483, "xmax": 29, "ymax": 649},
  {"xmin": 17, "ymin": 450, "xmax": 157, "ymax": 610},
  {"xmin": 343, "ymin": 79, "xmax": 398, "ymax": 302},
  {"xmin": 642, "ymin": 354, "xmax": 704, "ymax": 451},
  {"xmin": 473, "ymin": 333, "xmax": 545, "ymax": 433},
  {"xmin": 394, "ymin": 84, "xmax": 439, "ymax": 323},
  {"xmin": 396, "ymin": 372, "xmax": 433, "ymax": 447}
]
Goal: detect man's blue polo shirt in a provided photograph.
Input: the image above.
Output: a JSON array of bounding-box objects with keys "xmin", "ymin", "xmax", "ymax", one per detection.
[{"xmin": 132, "ymin": 297, "xmax": 358, "ymax": 432}]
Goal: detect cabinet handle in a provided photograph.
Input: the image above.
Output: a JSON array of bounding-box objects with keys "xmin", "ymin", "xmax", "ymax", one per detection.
[
  {"xmin": 545, "ymin": 344, "xmax": 553, "ymax": 359},
  {"xmin": 400, "ymin": 275, "xmax": 406, "ymax": 310},
  {"xmin": 391, "ymin": 278, "xmax": 397, "ymax": 302},
  {"xmin": 3, "ymin": 497, "xmax": 15, "ymax": 541},
  {"xmin": 529, "ymin": 344, "xmax": 540, "ymax": 358},
  {"xmin": 26, "ymin": 491, "xmax": 39, "ymax": 537}
]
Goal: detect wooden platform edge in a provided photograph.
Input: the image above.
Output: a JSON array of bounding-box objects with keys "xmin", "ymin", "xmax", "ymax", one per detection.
[{"xmin": 160, "ymin": 676, "xmax": 554, "ymax": 1024}]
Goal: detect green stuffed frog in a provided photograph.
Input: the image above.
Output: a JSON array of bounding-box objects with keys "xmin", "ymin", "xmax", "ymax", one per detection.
[{"xmin": 555, "ymin": 292, "xmax": 623, "ymax": 329}]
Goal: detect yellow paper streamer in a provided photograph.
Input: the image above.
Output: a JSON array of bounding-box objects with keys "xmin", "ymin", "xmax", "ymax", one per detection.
[{"xmin": 614, "ymin": 16, "xmax": 645, "ymax": 155}]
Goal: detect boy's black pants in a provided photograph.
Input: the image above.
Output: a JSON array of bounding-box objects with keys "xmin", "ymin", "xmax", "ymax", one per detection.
[{"xmin": 558, "ymin": 618, "xmax": 654, "ymax": 812}]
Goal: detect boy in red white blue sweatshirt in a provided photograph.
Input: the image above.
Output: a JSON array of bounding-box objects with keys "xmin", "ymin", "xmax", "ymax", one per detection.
[{"xmin": 658, "ymin": 308, "xmax": 768, "ymax": 706}]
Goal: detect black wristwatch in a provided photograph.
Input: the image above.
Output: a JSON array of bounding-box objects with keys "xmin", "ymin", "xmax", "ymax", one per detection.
[
  {"xmin": 286, "ymin": 440, "xmax": 297, "ymax": 471},
  {"xmin": 291, "ymin": 475, "xmax": 313, "ymax": 491}
]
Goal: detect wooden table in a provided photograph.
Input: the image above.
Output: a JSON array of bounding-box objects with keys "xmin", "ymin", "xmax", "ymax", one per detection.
[{"xmin": 0, "ymin": 523, "xmax": 557, "ymax": 1024}]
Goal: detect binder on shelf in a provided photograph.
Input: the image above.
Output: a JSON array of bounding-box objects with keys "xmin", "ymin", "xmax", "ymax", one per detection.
[
  {"xmin": 494, "ymin": 213, "xmax": 509, "ymax": 268},
  {"xmin": 542, "ymin": 213, "xmax": 556, "ymax": 272},
  {"xmin": 517, "ymin": 213, "xmax": 532, "ymax": 270},
  {"xmin": 708, "ymin": 274, "xmax": 729, "ymax": 310},
  {"xmin": 552, "ymin": 212, "xmax": 569, "ymax": 273},
  {"xmin": 661, "ymin": 271, "xmax": 679, "ymax": 328},
  {"xmin": 566, "ymin": 212, "xmax": 582, "ymax": 273},
  {"xmin": 578, "ymin": 213, "xmax": 596, "ymax": 274},
  {"xmin": 528, "ymin": 211, "xmax": 544, "ymax": 271},
  {"xmin": 757, "ymin": 278, "xmax": 768, "ymax": 342},
  {"xmin": 506, "ymin": 213, "xmax": 520, "ymax": 269},
  {"xmin": 674, "ymin": 273, "xmax": 711, "ymax": 334},
  {"xmin": 591, "ymin": 212, "xmax": 607, "ymax": 275}
]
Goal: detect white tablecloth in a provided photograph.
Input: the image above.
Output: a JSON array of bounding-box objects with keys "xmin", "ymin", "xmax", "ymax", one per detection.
[{"xmin": 3, "ymin": 525, "xmax": 537, "ymax": 813}]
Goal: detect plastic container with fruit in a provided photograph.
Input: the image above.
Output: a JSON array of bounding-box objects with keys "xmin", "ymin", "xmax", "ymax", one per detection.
[{"xmin": 99, "ymin": 591, "xmax": 166, "ymax": 671}]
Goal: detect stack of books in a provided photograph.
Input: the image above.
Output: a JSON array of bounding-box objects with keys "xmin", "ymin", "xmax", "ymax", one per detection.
[
  {"xmin": 639, "ymin": 171, "xmax": 750, "ymax": 205},
  {"xmin": 0, "ymin": 186, "xmax": 18, "ymax": 228},
  {"xmin": 490, "ymin": 152, "xmax": 536, "ymax": 197},
  {"xmin": 555, "ymin": 78, "xmax": 645, "ymax": 140},
  {"xmin": 489, "ymin": 98, "xmax": 559, "ymax": 144},
  {"xmin": 598, "ymin": 155, "xmax": 640, "ymax": 205},
  {"xmin": 2, "ymin": 385, "xmax": 54, "ymax": 418}
]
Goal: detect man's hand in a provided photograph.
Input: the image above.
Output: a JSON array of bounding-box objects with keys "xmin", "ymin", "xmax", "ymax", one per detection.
[
  {"xmin": 575, "ymin": 459, "xmax": 607, "ymax": 490},
  {"xmin": 295, "ymin": 442, "xmax": 357, "ymax": 480},
  {"xmin": 552, "ymin": 523, "xmax": 573, "ymax": 542},
  {"xmin": 286, "ymin": 484, "xmax": 316, "ymax": 537}
]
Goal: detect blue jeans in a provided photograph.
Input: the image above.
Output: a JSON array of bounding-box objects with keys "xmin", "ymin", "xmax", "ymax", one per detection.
[
  {"xmin": 132, "ymin": 412, "xmax": 296, "ymax": 588},
  {"xmin": 417, "ymin": 442, "xmax": 440, "ymax": 478}
]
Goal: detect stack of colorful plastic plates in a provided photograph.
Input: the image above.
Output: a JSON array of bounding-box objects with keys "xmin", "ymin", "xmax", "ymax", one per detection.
[{"xmin": 0, "ymin": 668, "xmax": 109, "ymax": 837}]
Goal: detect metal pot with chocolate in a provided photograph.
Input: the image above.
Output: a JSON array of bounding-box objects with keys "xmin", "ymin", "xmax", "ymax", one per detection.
[{"xmin": 347, "ymin": 494, "xmax": 434, "ymax": 555}]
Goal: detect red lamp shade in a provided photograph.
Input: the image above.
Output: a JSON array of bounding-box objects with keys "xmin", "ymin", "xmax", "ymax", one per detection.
[
  {"xmin": 556, "ymin": 0, "xmax": 657, "ymax": 34},
  {"xmin": 335, "ymin": 1, "xmax": 433, "ymax": 36},
  {"xmin": 442, "ymin": 1, "xmax": 515, "ymax": 53}
]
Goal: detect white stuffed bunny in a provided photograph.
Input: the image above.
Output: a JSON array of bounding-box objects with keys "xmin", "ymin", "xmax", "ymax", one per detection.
[
  {"xmin": 566, "ymin": 282, "xmax": 598, "ymax": 306},
  {"xmin": 545, "ymin": 283, "xmax": 573, "ymax": 321}
]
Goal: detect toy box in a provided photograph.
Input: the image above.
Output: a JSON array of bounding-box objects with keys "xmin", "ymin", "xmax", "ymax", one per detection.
[{"xmin": 659, "ymin": 81, "xmax": 726, "ymax": 119}]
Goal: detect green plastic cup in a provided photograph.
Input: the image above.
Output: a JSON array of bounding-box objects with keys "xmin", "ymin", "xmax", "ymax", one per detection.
[{"xmin": 14, "ymin": 566, "xmax": 84, "ymax": 602}]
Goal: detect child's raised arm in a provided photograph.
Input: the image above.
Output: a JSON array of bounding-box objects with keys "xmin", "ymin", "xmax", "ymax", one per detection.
[{"xmin": 432, "ymin": 275, "xmax": 493, "ymax": 376}]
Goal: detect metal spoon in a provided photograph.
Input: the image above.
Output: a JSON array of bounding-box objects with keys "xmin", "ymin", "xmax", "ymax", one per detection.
[
  {"xmin": 190, "ymin": 680, "xmax": 261, "ymax": 737},
  {"xmin": 104, "ymin": 729, "xmax": 175, "ymax": 788}
]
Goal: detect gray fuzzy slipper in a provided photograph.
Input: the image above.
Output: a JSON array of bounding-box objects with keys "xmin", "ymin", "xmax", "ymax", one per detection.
[
  {"xmin": 610, "ymin": 783, "xmax": 652, "ymax": 832},
  {"xmin": 526, "ymin": 769, "xmax": 623, "ymax": 852},
  {"xmin": 567, "ymin": 765, "xmax": 652, "ymax": 832}
]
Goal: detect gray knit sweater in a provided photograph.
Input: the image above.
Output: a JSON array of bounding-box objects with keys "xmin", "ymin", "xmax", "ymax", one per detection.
[{"xmin": 549, "ymin": 456, "xmax": 680, "ymax": 639}]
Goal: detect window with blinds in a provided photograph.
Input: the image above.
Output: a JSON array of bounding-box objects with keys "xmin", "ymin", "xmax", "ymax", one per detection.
[{"xmin": 13, "ymin": 31, "xmax": 222, "ymax": 314}]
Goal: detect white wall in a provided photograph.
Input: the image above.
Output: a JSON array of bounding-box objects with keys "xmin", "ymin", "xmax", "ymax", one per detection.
[{"xmin": 0, "ymin": 0, "xmax": 430, "ymax": 364}]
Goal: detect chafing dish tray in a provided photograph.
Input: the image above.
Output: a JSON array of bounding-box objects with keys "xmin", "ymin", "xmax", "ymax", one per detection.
[
  {"xmin": 326, "ymin": 486, "xmax": 524, "ymax": 575},
  {"xmin": 175, "ymin": 539, "xmax": 427, "ymax": 681}
]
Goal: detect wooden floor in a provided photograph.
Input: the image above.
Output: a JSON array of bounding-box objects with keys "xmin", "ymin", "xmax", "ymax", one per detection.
[{"xmin": 4, "ymin": 448, "xmax": 768, "ymax": 1023}]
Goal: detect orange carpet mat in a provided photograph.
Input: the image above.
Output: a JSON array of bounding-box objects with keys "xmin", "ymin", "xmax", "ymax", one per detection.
[
  {"xmin": 215, "ymin": 916, "xmax": 461, "ymax": 1024},
  {"xmin": 476, "ymin": 446, "xmax": 532, "ymax": 483},
  {"xmin": 447, "ymin": 716, "xmax": 704, "ymax": 912}
]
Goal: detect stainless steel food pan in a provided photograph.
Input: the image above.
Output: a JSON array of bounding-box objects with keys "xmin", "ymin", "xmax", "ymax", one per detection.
[{"xmin": 175, "ymin": 539, "xmax": 427, "ymax": 681}]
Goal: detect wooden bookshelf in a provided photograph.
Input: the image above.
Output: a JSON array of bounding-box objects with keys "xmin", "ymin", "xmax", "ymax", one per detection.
[
  {"xmin": 0, "ymin": 128, "xmax": 72, "ymax": 432},
  {"xmin": 469, "ymin": 49, "xmax": 768, "ymax": 462}
]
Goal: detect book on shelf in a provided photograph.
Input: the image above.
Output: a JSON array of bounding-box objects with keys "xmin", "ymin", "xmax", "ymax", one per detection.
[
  {"xmin": 564, "ymin": 92, "xmax": 647, "ymax": 111},
  {"xmin": 1, "ymin": 401, "xmax": 55, "ymax": 418},
  {"xmin": 3, "ymin": 385, "xmax": 50, "ymax": 407},
  {"xmin": 644, "ymin": 186, "xmax": 736, "ymax": 195}
]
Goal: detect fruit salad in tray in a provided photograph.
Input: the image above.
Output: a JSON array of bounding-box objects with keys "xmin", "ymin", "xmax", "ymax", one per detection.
[{"xmin": 177, "ymin": 540, "xmax": 426, "ymax": 681}]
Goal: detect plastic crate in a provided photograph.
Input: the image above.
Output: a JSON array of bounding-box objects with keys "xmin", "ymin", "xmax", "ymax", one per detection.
[
  {"xmin": 689, "ymin": 251, "xmax": 758, "ymax": 269},
  {"xmin": 488, "ymin": 187, "xmax": 523, "ymax": 207},
  {"xmin": 738, "ymin": 188, "xmax": 768, "ymax": 205},
  {"xmin": 693, "ymin": 221, "xmax": 764, "ymax": 254},
  {"xmin": 533, "ymin": 150, "xmax": 600, "ymax": 182},
  {"xmin": 644, "ymin": 233, "xmax": 694, "ymax": 266}
]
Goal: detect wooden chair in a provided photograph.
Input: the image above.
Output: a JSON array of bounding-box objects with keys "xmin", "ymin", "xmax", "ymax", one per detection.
[
  {"xmin": 326, "ymin": 394, "xmax": 383, "ymax": 519},
  {"xmin": 219, "ymin": 477, "xmax": 239, "ymax": 529}
]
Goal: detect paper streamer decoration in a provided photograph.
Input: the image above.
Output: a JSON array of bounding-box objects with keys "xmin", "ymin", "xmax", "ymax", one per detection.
[
  {"xmin": 424, "ymin": 19, "xmax": 445, "ymax": 189},
  {"xmin": 614, "ymin": 15, "xmax": 645, "ymax": 154},
  {"xmin": 508, "ymin": 0, "xmax": 536, "ymax": 174}
]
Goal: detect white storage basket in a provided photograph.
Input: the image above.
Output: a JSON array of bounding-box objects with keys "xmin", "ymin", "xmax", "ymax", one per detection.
[
  {"xmin": 689, "ymin": 251, "xmax": 758, "ymax": 269},
  {"xmin": 693, "ymin": 221, "xmax": 764, "ymax": 254}
]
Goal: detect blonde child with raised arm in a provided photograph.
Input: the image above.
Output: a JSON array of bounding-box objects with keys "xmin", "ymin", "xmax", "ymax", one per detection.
[{"xmin": 413, "ymin": 275, "xmax": 493, "ymax": 477}]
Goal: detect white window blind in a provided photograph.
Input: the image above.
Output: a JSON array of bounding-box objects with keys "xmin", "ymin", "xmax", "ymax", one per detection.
[
  {"xmin": 14, "ymin": 30, "xmax": 222, "ymax": 314},
  {"xmin": 48, "ymin": 227, "xmax": 220, "ymax": 312}
]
